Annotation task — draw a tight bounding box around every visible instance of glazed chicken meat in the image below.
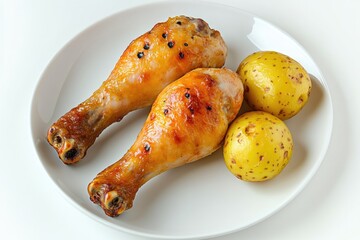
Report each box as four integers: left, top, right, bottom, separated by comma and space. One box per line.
88, 68, 244, 217
47, 16, 227, 164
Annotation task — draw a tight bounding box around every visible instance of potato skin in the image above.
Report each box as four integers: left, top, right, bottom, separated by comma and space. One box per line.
223, 111, 293, 182
237, 51, 311, 120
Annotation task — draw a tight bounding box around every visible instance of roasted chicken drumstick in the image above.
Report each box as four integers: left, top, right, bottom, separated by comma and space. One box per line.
47, 16, 227, 164
88, 68, 244, 217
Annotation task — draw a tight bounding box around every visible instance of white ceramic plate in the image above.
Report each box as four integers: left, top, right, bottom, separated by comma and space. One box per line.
31, 1, 333, 239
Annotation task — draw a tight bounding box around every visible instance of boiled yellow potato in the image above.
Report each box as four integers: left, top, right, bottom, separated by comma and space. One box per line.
223, 111, 293, 182
237, 51, 312, 120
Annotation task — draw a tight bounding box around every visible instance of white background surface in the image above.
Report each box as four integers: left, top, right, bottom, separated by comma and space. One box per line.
1, 0, 360, 239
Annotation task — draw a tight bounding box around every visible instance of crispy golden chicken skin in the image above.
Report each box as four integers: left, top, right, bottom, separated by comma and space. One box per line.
47, 16, 227, 164
88, 68, 244, 217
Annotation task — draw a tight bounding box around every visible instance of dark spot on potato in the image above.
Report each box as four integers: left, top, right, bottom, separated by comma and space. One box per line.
298, 95, 304, 104
245, 123, 256, 136
284, 151, 289, 159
